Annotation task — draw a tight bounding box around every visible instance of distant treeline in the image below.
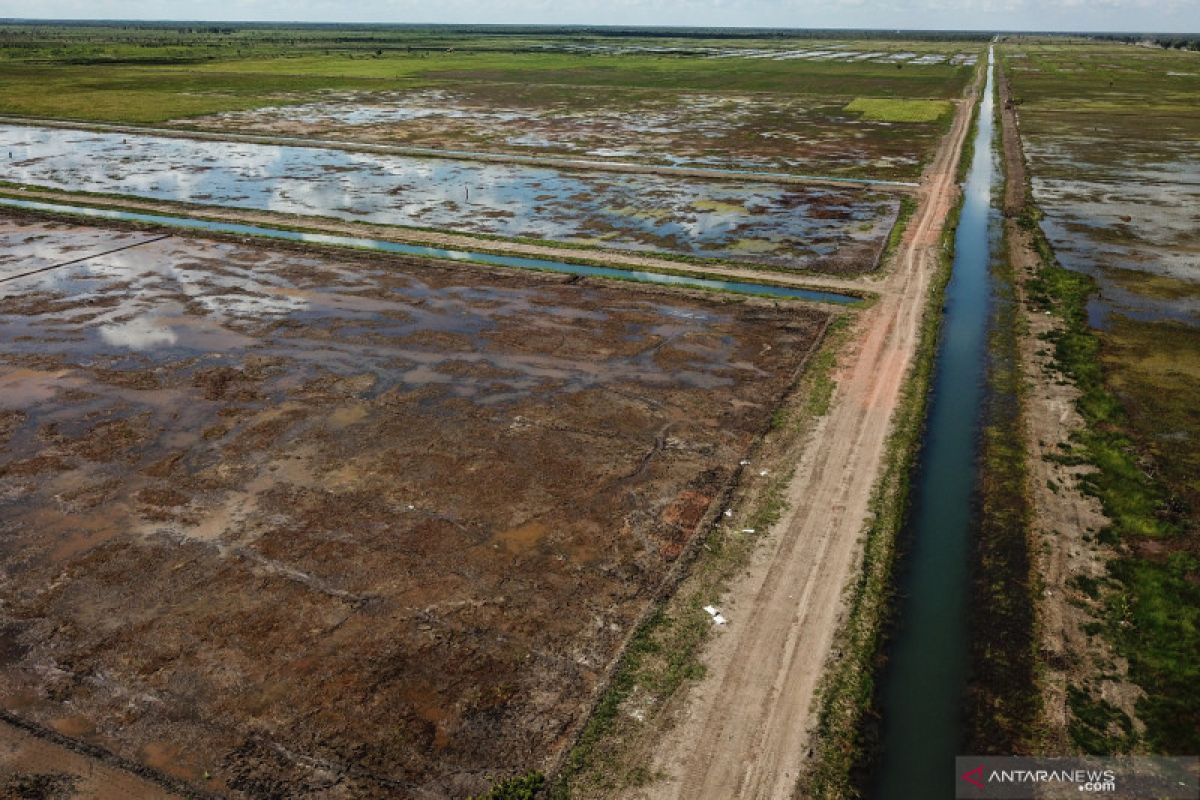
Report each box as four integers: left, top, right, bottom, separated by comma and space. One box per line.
1093, 33, 1200, 51
0, 21, 996, 41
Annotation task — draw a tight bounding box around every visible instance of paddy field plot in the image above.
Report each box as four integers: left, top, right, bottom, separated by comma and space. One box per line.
1, 124, 899, 275
0, 214, 827, 797
1005, 41, 1200, 510
1002, 39, 1200, 755
0, 28, 979, 181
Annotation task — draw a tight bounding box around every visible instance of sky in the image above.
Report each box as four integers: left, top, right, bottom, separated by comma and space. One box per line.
0, 0, 1197, 33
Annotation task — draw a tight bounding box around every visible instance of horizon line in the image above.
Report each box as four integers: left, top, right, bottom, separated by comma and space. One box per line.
0, 18, 1197, 36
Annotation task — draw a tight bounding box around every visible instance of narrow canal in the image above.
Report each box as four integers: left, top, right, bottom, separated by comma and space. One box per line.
871, 46, 998, 799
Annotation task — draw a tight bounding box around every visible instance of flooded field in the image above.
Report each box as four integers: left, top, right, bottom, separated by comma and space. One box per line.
1, 124, 900, 274
536, 41, 978, 65
0, 215, 826, 796
1006, 43, 1200, 508
178, 86, 943, 179
0, 28, 976, 182
1004, 41, 1200, 755
1008, 45, 1200, 327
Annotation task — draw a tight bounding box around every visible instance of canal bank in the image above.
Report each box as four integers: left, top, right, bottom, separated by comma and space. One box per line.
870, 46, 999, 798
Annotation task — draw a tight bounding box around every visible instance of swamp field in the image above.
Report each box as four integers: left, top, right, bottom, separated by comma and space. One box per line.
0, 26, 977, 180
0, 23, 991, 797
1004, 39, 1200, 755
0, 213, 827, 796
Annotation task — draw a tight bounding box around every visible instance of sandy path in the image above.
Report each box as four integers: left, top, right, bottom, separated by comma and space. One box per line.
1, 186, 877, 296
633, 76, 981, 800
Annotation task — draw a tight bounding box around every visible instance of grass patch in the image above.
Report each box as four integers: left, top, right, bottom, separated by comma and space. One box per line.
1066, 686, 1136, 753
880, 195, 916, 266
471, 771, 545, 800
844, 97, 953, 123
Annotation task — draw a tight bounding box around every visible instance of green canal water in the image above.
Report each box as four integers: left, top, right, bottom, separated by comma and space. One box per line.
871, 46, 998, 799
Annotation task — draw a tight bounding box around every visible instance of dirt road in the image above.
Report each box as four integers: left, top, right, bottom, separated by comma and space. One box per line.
633, 76, 981, 800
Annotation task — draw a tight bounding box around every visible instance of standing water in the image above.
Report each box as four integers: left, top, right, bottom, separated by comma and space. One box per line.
871, 47, 997, 799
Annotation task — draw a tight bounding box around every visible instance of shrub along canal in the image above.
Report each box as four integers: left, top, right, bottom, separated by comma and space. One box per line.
871, 47, 998, 798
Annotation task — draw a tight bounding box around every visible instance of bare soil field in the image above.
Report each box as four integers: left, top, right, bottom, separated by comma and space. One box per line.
0, 215, 827, 797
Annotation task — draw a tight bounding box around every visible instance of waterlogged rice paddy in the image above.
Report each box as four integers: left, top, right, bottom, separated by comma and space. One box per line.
1008, 41, 1200, 503
1004, 40, 1200, 755
0, 27, 978, 181
1008, 43, 1200, 327
179, 86, 948, 178
0, 124, 901, 274
528, 40, 979, 65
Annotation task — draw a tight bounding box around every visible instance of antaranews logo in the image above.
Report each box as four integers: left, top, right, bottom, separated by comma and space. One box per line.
954, 756, 1199, 799
961, 764, 985, 790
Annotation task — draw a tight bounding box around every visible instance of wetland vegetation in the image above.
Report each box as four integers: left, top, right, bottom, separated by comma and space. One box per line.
1000, 38, 1199, 756
0, 23, 977, 180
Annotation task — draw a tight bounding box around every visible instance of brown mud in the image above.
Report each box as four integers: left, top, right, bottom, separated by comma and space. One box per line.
0, 216, 826, 797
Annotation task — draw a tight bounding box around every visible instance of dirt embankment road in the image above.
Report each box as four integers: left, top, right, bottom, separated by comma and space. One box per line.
633, 79, 981, 800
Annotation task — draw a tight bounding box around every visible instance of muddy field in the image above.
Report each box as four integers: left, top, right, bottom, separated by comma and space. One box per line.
1, 124, 899, 275
0, 215, 826, 797
1007, 44, 1200, 326
1006, 43, 1200, 507
1004, 41, 1200, 756
178, 86, 941, 179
